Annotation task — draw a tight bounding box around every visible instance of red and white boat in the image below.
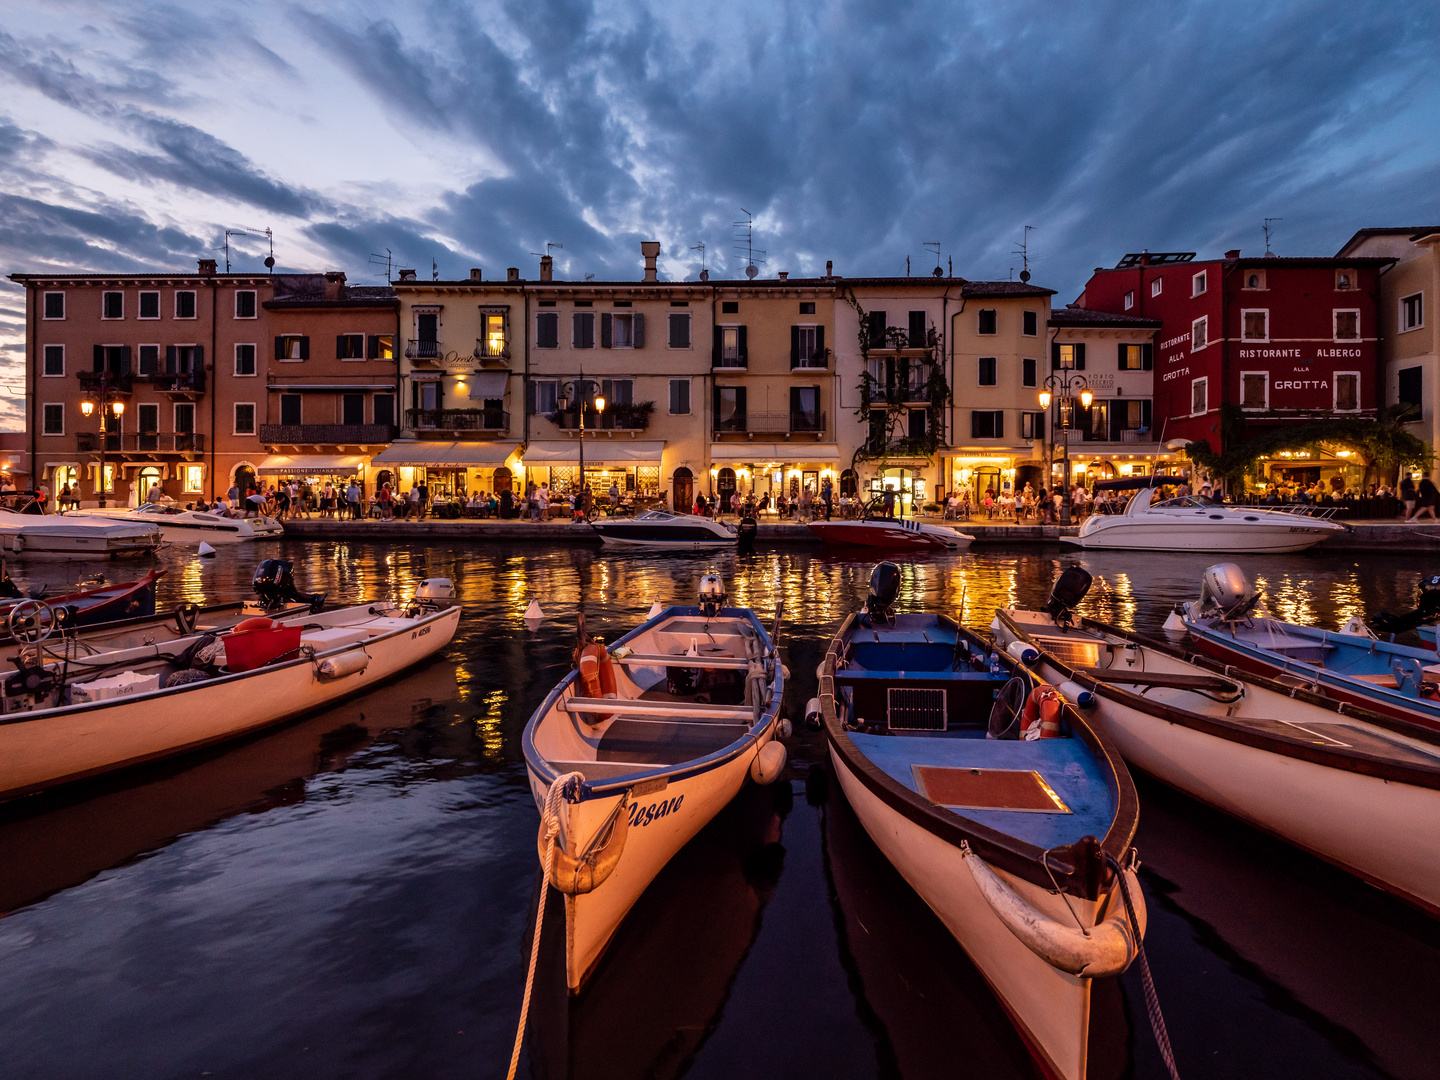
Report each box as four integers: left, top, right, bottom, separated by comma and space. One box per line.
808, 499, 972, 551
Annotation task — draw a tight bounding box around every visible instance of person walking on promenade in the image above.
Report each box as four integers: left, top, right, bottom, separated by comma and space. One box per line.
416, 481, 428, 521
538, 484, 550, 521
1416, 476, 1440, 522
1400, 475, 1418, 521
347, 480, 361, 520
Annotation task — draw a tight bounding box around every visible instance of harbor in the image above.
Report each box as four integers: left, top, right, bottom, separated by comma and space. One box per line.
0, 538, 1436, 1079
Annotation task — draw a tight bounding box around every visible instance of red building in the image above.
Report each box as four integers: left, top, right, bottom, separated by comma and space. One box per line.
1078, 251, 1393, 453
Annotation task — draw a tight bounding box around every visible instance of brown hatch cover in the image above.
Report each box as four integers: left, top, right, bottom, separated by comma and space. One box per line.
911, 766, 1072, 813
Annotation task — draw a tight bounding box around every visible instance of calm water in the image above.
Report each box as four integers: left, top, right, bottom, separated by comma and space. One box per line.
0, 540, 1436, 1080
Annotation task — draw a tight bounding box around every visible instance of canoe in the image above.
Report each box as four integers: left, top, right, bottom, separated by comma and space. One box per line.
0, 579, 461, 802
819, 564, 1145, 1080
521, 579, 786, 992
994, 572, 1440, 918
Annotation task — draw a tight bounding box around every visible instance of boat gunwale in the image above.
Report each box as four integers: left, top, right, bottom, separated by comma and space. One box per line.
819, 611, 1139, 901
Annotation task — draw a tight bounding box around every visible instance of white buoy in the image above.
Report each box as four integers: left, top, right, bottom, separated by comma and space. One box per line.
197, 541, 216, 559
647, 601, 664, 619
524, 599, 543, 621
804, 696, 823, 730
1162, 607, 1188, 636
749, 740, 787, 784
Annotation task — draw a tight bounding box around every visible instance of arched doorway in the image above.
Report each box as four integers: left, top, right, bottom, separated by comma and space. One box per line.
672, 467, 693, 513
234, 464, 257, 499
492, 467, 513, 493
840, 468, 858, 497
136, 466, 164, 506
717, 467, 737, 511
375, 469, 392, 492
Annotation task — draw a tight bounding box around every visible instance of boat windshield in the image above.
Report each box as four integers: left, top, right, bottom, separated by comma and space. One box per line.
634, 510, 679, 522
135, 504, 185, 515
1152, 495, 1223, 509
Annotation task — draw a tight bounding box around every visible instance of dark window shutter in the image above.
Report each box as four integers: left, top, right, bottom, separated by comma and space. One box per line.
194, 345, 203, 366
1142, 343, 1153, 370
275, 337, 285, 361
869, 311, 886, 348
1051, 342, 1061, 369
299, 336, 310, 360
166, 346, 178, 374
1074, 343, 1085, 370
633, 312, 644, 348
412, 381, 420, 409
736, 385, 746, 417
600, 312, 612, 348
1118, 342, 1128, 368
712, 325, 722, 365
93, 344, 104, 372
790, 326, 800, 366
996, 411, 1005, 439
712, 385, 722, 428
790, 385, 800, 413
909, 311, 926, 347
525, 379, 536, 415
337, 335, 345, 359
1142, 399, 1153, 428
368, 335, 379, 359
970, 411, 981, 439
815, 325, 825, 359
120, 346, 132, 375
738, 326, 748, 364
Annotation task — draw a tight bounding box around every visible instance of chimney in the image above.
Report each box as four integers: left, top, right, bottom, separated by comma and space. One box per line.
398, 268, 417, 281
197, 259, 217, 276
324, 271, 346, 299
777, 271, 788, 281
1224, 249, 1241, 260
539, 255, 553, 282
641, 241, 661, 282
825, 260, 833, 277
470, 268, 483, 281
699, 269, 709, 281
507, 267, 520, 282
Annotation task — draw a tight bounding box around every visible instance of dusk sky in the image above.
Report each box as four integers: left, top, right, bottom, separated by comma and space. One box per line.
1, 1, 1437, 426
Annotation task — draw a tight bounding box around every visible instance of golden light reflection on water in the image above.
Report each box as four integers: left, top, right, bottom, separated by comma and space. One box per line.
476, 688, 507, 759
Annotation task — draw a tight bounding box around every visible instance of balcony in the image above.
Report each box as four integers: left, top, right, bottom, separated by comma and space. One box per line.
472, 339, 511, 367
712, 355, 746, 370
259, 424, 396, 446
151, 370, 207, 396
407, 408, 509, 433
109, 432, 207, 453
550, 405, 653, 432
405, 339, 443, 364
715, 411, 827, 436
76, 371, 132, 394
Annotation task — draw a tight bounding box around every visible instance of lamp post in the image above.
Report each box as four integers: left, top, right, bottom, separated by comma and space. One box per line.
1038, 371, 1091, 526
557, 373, 605, 519
80, 375, 125, 509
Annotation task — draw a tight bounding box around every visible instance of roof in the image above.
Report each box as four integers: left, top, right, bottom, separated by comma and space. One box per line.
1336, 226, 1440, 257
1095, 254, 1394, 273
8, 272, 273, 284
393, 275, 1056, 296
1048, 305, 1161, 329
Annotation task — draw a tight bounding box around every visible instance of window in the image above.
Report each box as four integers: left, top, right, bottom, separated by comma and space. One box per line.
1240, 371, 1269, 411
1335, 372, 1360, 412
1244, 271, 1266, 290
908, 408, 927, 440
1242, 309, 1269, 341
174, 402, 196, 437
1022, 357, 1037, 387
1023, 310, 1037, 336
1399, 367, 1423, 409
42, 344, 63, 377
102, 291, 123, 319
799, 302, 815, 315
1335, 269, 1356, 291
669, 378, 691, 414
1191, 377, 1208, 415
479, 311, 507, 356
716, 325, 745, 367
1021, 411, 1045, 440
342, 394, 365, 425
42, 403, 63, 435
1191, 316, 1208, 352
722, 301, 739, 314
138, 344, 159, 375
336, 333, 365, 359
1118, 344, 1152, 370
791, 386, 822, 431
1052, 342, 1085, 370
417, 382, 439, 411
536, 312, 559, 349
534, 379, 558, 415
668, 312, 691, 348
971, 410, 1004, 438
96, 344, 129, 375
374, 394, 395, 427
1151, 278, 1162, 297
1116, 399, 1152, 435
138, 404, 158, 443
43, 291, 64, 319
714, 386, 746, 431
909, 311, 927, 347
602, 312, 638, 349
1334, 309, 1359, 341
276, 335, 308, 361
235, 344, 256, 376
175, 290, 197, 319
792, 325, 825, 368
368, 335, 394, 359
1124, 291, 1134, 310
416, 312, 439, 344
1192, 270, 1207, 296
573, 312, 595, 348
167, 344, 201, 373
279, 394, 301, 425
234, 403, 256, 435
1085, 400, 1109, 439
977, 309, 997, 335
182, 465, 204, 494
978, 356, 997, 386
1401, 293, 1424, 333
235, 290, 257, 319
134, 291, 159, 319
867, 310, 887, 348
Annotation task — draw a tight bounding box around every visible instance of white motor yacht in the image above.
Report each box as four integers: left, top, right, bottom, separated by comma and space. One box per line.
588, 509, 739, 549
0, 508, 162, 559
66, 503, 283, 545
1062, 476, 1346, 553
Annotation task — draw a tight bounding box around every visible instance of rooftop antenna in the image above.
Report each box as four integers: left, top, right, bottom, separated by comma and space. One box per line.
584, 272, 595, 281
432, 258, 439, 282
734, 209, 766, 280
224, 227, 274, 273
690, 241, 706, 272
1263, 217, 1282, 257
1013, 225, 1034, 283
547, 242, 563, 256
368, 248, 393, 282
924, 241, 942, 276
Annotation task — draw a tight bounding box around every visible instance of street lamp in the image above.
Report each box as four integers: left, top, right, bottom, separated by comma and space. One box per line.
80, 388, 125, 509
1038, 370, 1092, 526
556, 374, 605, 519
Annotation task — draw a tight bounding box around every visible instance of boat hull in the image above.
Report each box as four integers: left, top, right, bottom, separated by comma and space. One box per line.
65, 509, 282, 545
590, 523, 735, 549
807, 521, 970, 551
1063, 519, 1336, 553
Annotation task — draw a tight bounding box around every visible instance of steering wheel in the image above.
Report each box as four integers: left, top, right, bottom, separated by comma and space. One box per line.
8, 598, 57, 644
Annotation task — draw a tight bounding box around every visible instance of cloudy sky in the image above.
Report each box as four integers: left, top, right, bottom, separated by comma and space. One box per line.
1, 0, 1437, 426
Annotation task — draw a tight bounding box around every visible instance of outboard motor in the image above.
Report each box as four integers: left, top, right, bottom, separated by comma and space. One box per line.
698, 574, 726, 619
1372, 574, 1440, 636
736, 516, 758, 552
1044, 566, 1093, 625
412, 577, 457, 613
253, 559, 326, 614
865, 562, 901, 623
1197, 562, 1259, 622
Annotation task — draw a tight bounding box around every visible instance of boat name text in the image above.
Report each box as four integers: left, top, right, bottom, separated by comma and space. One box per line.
628, 794, 684, 827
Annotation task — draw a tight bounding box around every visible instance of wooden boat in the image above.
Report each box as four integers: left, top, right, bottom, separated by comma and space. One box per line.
0, 578, 460, 802
521, 575, 787, 992
1180, 562, 1440, 731
994, 566, 1440, 918
819, 563, 1145, 1080
0, 569, 163, 633
807, 496, 973, 551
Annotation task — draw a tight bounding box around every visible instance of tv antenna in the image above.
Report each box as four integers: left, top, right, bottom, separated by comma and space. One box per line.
734, 209, 766, 279
1013, 226, 1034, 283
584, 272, 595, 281
224, 227, 273, 273
691, 241, 706, 272
432, 258, 439, 282
368, 248, 393, 282
1263, 217, 1282, 257
924, 241, 942, 276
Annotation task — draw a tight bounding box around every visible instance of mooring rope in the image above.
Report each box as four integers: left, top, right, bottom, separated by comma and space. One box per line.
505, 772, 582, 1080
1107, 852, 1180, 1080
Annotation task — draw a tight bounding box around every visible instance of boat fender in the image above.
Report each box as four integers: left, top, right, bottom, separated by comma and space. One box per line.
960, 842, 1142, 978
988, 614, 1001, 635
10, 535, 22, 554
1020, 685, 1064, 739
1005, 640, 1040, 664
804, 696, 823, 730
775, 716, 793, 740
317, 648, 370, 679
815, 662, 825, 682
1057, 680, 1096, 709
749, 740, 787, 785
544, 791, 629, 895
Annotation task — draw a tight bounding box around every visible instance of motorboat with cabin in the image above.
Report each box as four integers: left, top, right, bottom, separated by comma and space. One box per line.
1061, 475, 1346, 553
996, 566, 1440, 917
66, 502, 283, 544
807, 496, 972, 551
819, 563, 1149, 1080
588, 509, 751, 550
0, 498, 161, 559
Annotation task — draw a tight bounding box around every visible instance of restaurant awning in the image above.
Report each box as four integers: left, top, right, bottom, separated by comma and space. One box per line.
371, 441, 518, 467
523, 440, 665, 464
466, 372, 509, 399
258, 453, 368, 475
709, 443, 841, 462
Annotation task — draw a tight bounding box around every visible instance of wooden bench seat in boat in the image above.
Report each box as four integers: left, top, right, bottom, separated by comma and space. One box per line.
594, 718, 751, 766
543, 760, 667, 782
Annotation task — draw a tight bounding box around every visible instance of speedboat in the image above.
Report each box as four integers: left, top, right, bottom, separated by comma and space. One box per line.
588, 509, 743, 550
1062, 476, 1346, 553
521, 575, 787, 992
0, 577, 460, 802
65, 503, 283, 544
0, 568, 163, 638
0, 508, 161, 559
820, 563, 1147, 1080
807, 497, 973, 551
996, 566, 1440, 917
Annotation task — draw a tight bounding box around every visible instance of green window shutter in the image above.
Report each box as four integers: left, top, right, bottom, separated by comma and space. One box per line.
93, 344, 104, 372
299, 336, 310, 360
275, 337, 285, 361
712, 325, 722, 365
815, 325, 825, 359
1051, 342, 1061, 369
738, 326, 747, 364
1142, 343, 1153, 370
600, 313, 612, 348
633, 312, 644, 348
1074, 343, 1085, 370
790, 326, 800, 366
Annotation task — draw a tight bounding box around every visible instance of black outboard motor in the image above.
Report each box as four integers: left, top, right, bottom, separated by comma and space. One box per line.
1373, 575, 1440, 635
1045, 566, 1094, 625
253, 559, 326, 614
865, 562, 901, 623
736, 516, 758, 552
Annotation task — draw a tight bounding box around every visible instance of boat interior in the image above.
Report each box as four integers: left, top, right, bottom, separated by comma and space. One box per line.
1211, 617, 1440, 683
532, 609, 777, 784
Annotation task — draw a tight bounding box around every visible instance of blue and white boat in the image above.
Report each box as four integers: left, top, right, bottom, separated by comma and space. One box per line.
1183, 563, 1440, 732
820, 564, 1146, 1080
588, 509, 739, 549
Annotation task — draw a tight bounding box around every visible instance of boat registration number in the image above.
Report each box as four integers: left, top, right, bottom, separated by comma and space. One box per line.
628, 794, 684, 828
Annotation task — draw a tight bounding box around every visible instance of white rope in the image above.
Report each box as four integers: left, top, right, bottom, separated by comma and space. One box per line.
505, 772, 582, 1080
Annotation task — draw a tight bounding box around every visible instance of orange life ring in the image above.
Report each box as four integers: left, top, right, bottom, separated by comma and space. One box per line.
1021, 685, 1064, 739
575, 642, 619, 724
